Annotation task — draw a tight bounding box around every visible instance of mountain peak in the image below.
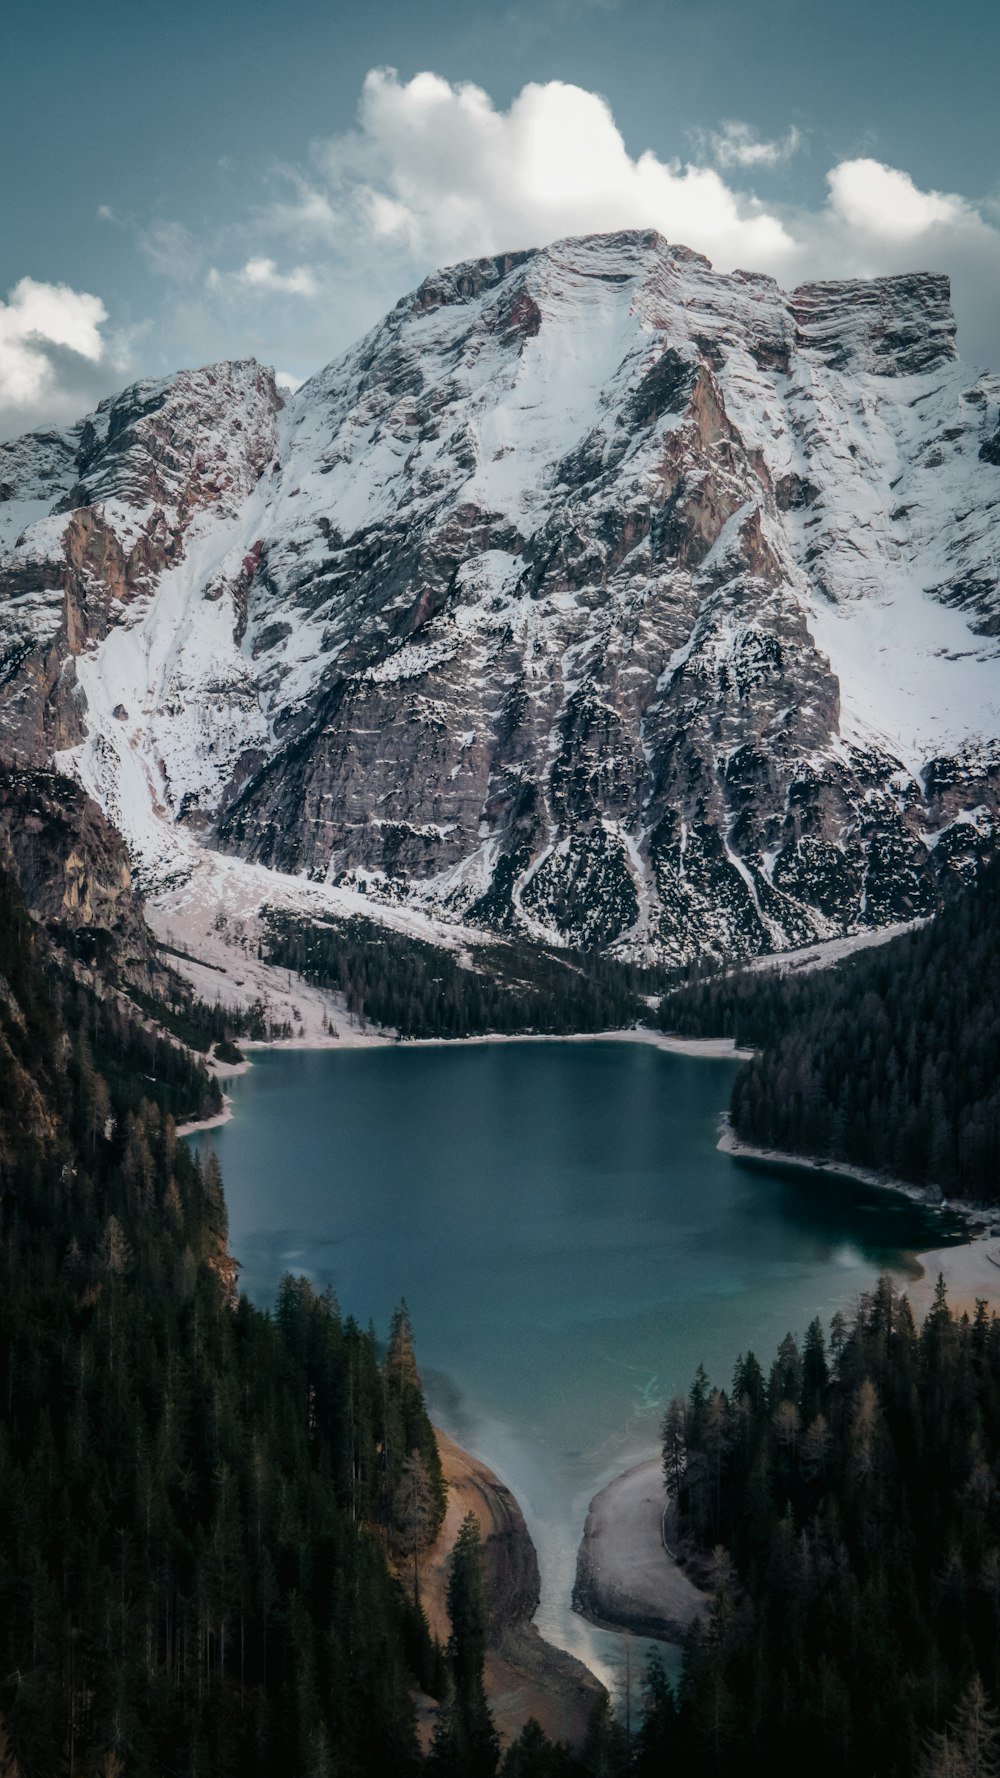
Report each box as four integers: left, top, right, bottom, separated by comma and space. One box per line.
0, 239, 997, 963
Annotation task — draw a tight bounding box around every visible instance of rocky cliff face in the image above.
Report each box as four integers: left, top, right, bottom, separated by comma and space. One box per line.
1, 233, 998, 964
0, 768, 147, 953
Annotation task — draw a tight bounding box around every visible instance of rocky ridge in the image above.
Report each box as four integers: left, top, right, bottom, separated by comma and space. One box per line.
1, 232, 998, 964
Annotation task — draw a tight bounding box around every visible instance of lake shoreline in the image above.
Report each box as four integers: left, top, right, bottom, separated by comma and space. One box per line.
717, 1117, 1000, 1294
185, 1036, 999, 1701
573, 1457, 707, 1644
240, 1025, 753, 1060
176, 1096, 235, 1137
419, 1429, 603, 1751
717, 1117, 953, 1214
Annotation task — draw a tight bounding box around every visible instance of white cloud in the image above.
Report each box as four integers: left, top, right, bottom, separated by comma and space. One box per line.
0, 277, 108, 411
236, 257, 318, 297
72, 77, 1000, 419
826, 158, 968, 241
293, 74, 1000, 369
708, 121, 802, 170
310, 69, 798, 268
263, 173, 339, 240
205, 257, 319, 301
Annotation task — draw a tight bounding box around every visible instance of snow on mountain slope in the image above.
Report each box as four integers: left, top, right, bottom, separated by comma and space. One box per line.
1, 231, 998, 964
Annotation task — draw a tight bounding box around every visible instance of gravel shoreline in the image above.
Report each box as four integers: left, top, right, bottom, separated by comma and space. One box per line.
573, 1458, 707, 1643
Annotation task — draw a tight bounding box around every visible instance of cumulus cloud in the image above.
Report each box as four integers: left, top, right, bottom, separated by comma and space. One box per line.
0, 278, 110, 419
221, 70, 1000, 369
826, 158, 968, 241
707, 121, 802, 170
310, 69, 798, 268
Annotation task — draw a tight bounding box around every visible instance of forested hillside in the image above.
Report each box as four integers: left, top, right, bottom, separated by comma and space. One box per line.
0, 868, 448, 1776
660, 858, 1000, 1201
261, 910, 659, 1040
658, 1278, 1000, 1776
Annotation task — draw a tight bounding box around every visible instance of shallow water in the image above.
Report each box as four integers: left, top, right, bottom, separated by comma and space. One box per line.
189, 1039, 965, 1692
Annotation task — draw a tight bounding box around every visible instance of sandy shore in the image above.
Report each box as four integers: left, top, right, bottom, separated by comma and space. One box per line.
906, 1239, 1000, 1318
578, 1241, 1000, 1649
386, 1027, 751, 1058
415, 1430, 603, 1752
573, 1459, 707, 1643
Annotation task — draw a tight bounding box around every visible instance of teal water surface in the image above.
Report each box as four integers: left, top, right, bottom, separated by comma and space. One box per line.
189, 1039, 964, 1687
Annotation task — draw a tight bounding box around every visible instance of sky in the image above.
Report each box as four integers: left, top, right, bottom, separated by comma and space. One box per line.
2, 0, 999, 438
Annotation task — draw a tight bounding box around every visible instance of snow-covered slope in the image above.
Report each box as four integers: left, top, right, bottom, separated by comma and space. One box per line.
1, 231, 998, 963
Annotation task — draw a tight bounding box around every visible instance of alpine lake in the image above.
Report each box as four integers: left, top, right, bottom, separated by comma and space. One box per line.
187, 1038, 967, 1692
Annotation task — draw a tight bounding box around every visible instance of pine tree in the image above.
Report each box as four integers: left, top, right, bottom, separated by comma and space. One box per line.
662, 1397, 687, 1499
394, 1450, 439, 1603
922, 1678, 1000, 1778
0, 1718, 21, 1778
632, 1651, 676, 1775
581, 1693, 627, 1778
443, 1514, 499, 1777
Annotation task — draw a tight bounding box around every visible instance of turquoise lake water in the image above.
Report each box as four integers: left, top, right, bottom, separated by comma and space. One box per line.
188, 1038, 964, 1689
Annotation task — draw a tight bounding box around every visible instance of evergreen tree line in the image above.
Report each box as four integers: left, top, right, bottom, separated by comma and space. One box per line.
652, 1278, 1000, 1776
0, 869, 449, 1776
658, 856, 1000, 1201
260, 911, 663, 1041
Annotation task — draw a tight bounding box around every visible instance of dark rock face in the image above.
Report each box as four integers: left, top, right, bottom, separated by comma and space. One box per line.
0, 233, 998, 964
0, 767, 152, 968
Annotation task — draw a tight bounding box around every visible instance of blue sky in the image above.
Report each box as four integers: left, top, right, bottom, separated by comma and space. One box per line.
3, 0, 999, 435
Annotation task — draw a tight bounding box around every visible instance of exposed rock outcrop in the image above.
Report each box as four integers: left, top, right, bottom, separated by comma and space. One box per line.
0, 768, 151, 959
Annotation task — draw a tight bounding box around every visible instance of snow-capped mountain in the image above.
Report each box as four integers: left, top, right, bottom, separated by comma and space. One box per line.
1, 230, 999, 964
